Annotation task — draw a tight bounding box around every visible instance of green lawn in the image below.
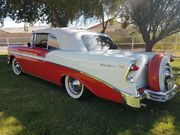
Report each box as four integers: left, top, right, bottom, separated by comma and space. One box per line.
0, 55, 180, 135
171, 58, 180, 86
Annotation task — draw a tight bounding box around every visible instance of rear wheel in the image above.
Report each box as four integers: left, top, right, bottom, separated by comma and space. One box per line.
12, 58, 22, 75
64, 76, 89, 100
148, 54, 174, 92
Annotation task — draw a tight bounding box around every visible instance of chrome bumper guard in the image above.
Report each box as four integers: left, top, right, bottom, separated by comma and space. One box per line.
144, 85, 178, 102
122, 85, 178, 108
122, 93, 141, 108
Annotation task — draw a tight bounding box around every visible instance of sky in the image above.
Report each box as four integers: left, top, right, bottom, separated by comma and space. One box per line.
3, 18, 24, 28
3, 18, 49, 28
2, 16, 101, 29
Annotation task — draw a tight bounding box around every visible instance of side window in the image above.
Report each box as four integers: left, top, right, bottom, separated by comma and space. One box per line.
34, 33, 48, 48
32, 33, 36, 47
48, 34, 59, 50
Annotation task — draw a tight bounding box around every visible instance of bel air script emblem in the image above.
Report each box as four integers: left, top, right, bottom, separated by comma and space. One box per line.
118, 65, 125, 68
100, 63, 125, 69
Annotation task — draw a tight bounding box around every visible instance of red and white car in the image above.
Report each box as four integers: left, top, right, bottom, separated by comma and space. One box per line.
8, 28, 177, 108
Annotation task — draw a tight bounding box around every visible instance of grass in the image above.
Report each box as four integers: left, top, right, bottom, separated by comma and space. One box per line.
171, 58, 180, 86
0, 54, 180, 135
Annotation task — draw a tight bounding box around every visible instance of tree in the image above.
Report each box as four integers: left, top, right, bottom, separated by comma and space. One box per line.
0, 0, 87, 27
122, 0, 180, 52
98, 0, 121, 33
41, 0, 85, 27
0, 0, 122, 31
5, 0, 41, 25
0, 0, 6, 27
84, 0, 121, 33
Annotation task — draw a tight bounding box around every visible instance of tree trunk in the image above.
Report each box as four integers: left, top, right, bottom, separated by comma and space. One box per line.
145, 42, 154, 52
142, 33, 154, 52
100, 1, 107, 33
58, 19, 68, 27
52, 9, 68, 27
58, 13, 69, 27
101, 20, 109, 33
101, 10, 105, 33
101, 27, 106, 33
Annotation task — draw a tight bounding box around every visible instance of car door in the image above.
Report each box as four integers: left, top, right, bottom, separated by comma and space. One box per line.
35, 34, 62, 84
18, 33, 49, 77
18, 33, 62, 85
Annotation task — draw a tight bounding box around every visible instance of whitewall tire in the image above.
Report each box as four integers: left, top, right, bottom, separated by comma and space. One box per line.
159, 57, 174, 92
64, 76, 88, 100
12, 58, 22, 76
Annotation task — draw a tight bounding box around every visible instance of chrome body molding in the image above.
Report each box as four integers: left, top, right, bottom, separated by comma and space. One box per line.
9, 52, 45, 61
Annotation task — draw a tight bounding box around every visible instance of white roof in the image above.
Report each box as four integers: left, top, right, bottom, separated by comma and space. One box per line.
34, 28, 108, 52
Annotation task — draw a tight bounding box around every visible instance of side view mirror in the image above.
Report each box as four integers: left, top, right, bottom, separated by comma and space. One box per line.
27, 43, 31, 47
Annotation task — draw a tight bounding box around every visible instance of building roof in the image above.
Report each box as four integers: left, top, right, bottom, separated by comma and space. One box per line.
35, 27, 87, 34
88, 20, 136, 33
88, 20, 123, 32
2, 26, 50, 33
0, 29, 9, 33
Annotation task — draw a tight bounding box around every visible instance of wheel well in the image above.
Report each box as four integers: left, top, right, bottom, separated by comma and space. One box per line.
61, 75, 66, 89
9, 55, 15, 64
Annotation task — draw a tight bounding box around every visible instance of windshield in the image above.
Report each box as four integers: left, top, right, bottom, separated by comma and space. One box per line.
82, 35, 118, 51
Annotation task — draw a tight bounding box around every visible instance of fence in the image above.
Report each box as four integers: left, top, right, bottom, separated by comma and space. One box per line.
0, 35, 180, 56
116, 35, 180, 56
117, 35, 180, 50
0, 37, 31, 46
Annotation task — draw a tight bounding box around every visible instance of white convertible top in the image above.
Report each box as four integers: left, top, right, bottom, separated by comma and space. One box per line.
34, 28, 107, 52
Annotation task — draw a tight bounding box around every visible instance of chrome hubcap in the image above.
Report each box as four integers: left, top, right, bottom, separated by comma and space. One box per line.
68, 77, 83, 95
164, 64, 174, 91
14, 61, 21, 74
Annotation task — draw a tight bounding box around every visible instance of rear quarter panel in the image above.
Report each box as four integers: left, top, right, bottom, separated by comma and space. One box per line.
46, 50, 138, 96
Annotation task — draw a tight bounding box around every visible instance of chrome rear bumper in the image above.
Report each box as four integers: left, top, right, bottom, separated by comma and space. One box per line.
122, 85, 178, 108
144, 85, 178, 102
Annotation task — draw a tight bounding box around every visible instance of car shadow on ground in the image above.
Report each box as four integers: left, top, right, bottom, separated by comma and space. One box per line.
0, 55, 180, 135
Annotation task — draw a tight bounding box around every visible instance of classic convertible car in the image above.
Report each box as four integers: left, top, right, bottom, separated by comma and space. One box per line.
8, 28, 177, 108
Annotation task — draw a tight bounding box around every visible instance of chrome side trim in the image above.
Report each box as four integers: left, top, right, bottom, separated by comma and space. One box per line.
9, 52, 45, 61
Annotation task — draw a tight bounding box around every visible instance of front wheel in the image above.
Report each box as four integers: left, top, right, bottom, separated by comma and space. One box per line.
12, 58, 22, 75
64, 76, 89, 100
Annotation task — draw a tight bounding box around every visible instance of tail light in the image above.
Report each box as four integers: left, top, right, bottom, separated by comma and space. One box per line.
126, 64, 139, 82
131, 65, 139, 71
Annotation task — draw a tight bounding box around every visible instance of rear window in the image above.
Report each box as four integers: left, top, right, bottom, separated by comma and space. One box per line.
82, 35, 117, 51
